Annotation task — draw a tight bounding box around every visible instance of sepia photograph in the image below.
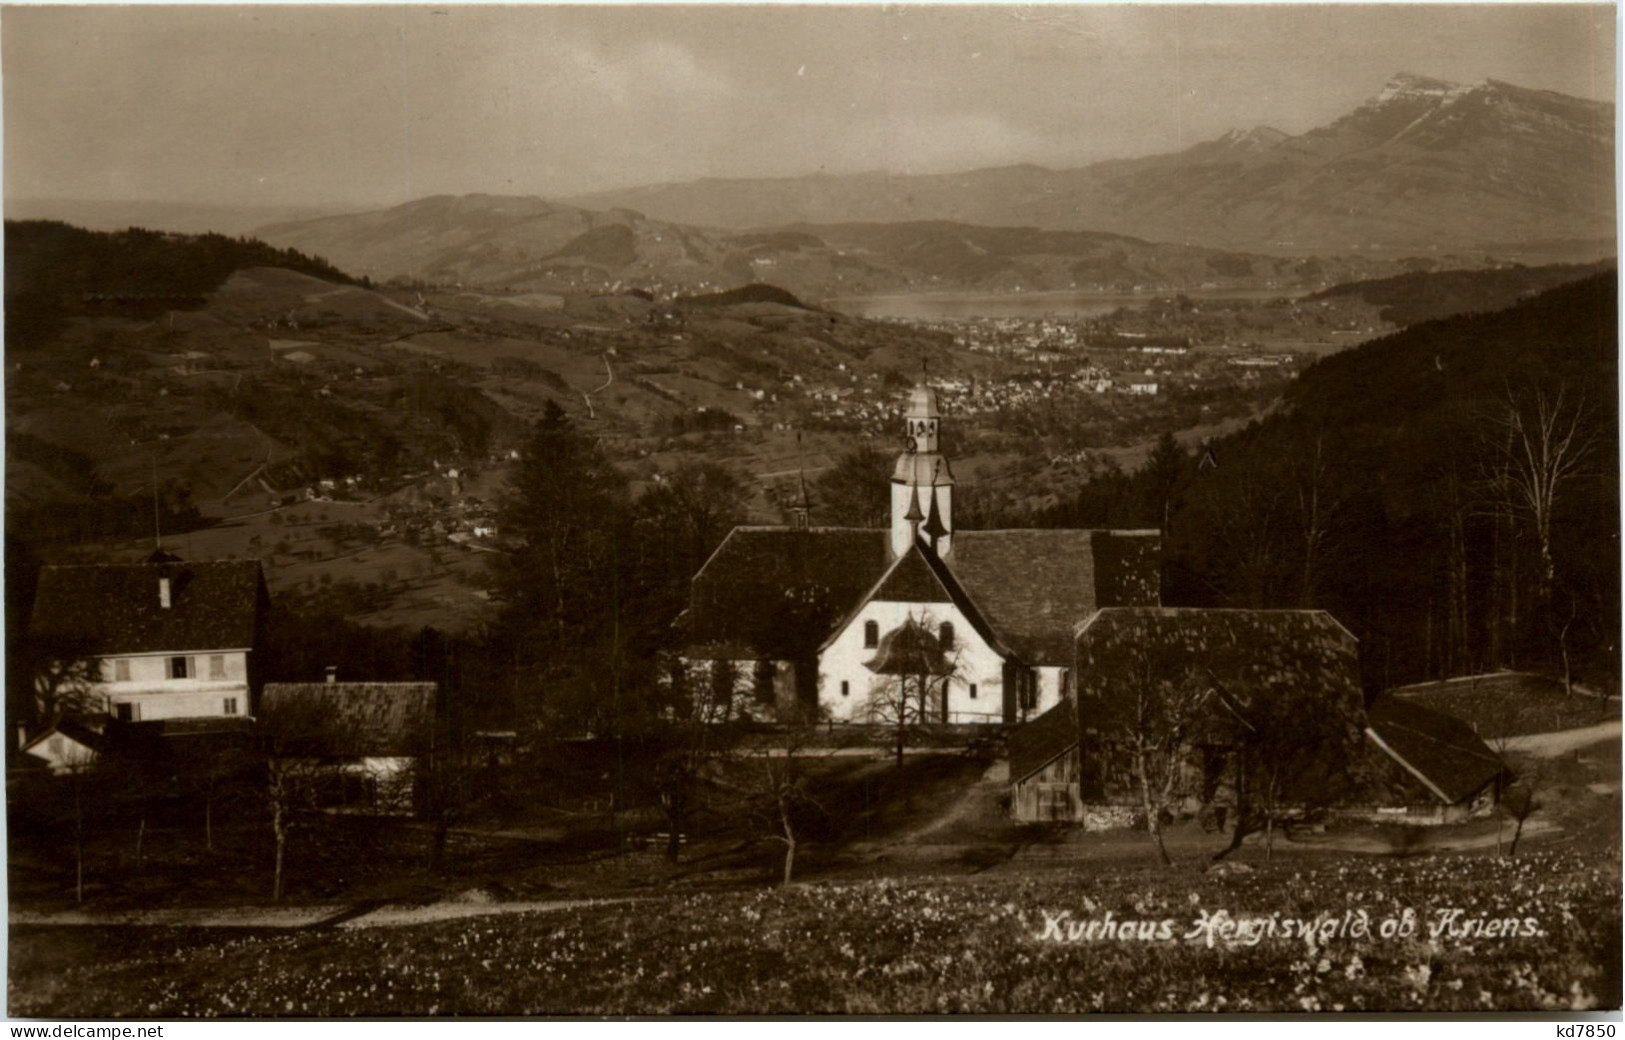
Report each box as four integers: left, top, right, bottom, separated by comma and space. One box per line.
1, 1, 1619, 1019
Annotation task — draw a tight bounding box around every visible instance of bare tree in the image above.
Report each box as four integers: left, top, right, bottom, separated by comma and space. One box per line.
859, 612, 964, 767
1488, 733, 1542, 858
740, 706, 827, 885
256, 693, 345, 901
1291, 430, 1345, 609
1487, 387, 1594, 694
58, 744, 103, 904
1103, 652, 1207, 867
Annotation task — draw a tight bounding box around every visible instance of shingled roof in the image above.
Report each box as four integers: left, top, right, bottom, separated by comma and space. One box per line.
260, 682, 437, 757
1365, 696, 1507, 805
29, 560, 266, 656
1075, 607, 1363, 726
953, 530, 1160, 664
685, 526, 1161, 666
684, 527, 892, 652
1009, 700, 1079, 783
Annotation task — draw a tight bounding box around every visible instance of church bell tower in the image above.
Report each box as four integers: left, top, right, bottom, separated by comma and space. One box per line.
891, 381, 955, 558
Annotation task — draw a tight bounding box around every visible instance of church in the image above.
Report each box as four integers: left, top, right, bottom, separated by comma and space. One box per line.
677, 382, 1161, 724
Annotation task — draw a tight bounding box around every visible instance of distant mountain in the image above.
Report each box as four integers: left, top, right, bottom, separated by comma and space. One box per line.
254, 196, 1411, 300
567, 73, 1615, 255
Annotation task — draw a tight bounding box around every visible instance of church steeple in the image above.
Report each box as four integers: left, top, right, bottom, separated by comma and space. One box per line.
890, 375, 955, 558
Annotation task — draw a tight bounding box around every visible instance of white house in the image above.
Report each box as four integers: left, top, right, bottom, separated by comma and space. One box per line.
27, 554, 269, 724
679, 381, 1162, 725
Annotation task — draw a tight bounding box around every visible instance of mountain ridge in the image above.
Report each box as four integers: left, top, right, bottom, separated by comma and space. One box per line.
563, 73, 1615, 253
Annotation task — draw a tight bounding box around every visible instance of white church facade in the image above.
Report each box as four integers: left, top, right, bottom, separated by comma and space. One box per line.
678, 382, 1161, 725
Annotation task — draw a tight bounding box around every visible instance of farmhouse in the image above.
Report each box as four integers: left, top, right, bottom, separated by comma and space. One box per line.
679, 381, 1160, 724
260, 680, 438, 812
27, 553, 269, 726
1012, 607, 1366, 824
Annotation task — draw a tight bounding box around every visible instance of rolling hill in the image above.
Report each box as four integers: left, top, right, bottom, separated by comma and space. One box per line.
253, 196, 1413, 302
568, 73, 1616, 256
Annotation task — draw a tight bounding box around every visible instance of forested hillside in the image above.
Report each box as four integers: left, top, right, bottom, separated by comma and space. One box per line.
1308, 260, 1613, 327
1036, 273, 1620, 691
4, 220, 358, 349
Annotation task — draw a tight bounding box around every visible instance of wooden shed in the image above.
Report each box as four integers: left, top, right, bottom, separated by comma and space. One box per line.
1009, 701, 1082, 822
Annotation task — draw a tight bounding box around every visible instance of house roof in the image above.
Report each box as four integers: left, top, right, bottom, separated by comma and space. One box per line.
1365, 696, 1506, 805
1074, 607, 1363, 725
29, 560, 266, 656
21, 717, 107, 756
1009, 700, 1079, 783
260, 682, 437, 757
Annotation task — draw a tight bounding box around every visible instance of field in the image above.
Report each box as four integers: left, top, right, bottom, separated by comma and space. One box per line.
10, 850, 1619, 1016
8, 731, 1621, 1017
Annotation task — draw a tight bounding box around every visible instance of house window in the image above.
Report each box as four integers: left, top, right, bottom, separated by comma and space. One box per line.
863, 621, 879, 648
969, 683, 978, 700
841, 680, 850, 697
939, 622, 955, 650
115, 703, 137, 722
223, 697, 239, 716
169, 656, 190, 679
113, 659, 130, 682
209, 655, 226, 680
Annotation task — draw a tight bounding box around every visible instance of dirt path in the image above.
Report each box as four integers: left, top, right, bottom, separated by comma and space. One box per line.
1514, 719, 1620, 757
11, 896, 642, 932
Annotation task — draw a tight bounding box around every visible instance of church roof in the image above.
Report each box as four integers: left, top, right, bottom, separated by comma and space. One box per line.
823, 541, 1010, 657
684, 527, 892, 652
952, 530, 1159, 664
685, 526, 1161, 666
906, 384, 941, 418
892, 452, 955, 484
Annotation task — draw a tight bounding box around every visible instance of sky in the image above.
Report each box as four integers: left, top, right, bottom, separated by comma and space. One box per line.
2, 3, 1616, 210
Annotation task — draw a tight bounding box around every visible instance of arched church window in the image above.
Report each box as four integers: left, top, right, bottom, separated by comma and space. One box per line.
864, 620, 879, 648
939, 621, 955, 650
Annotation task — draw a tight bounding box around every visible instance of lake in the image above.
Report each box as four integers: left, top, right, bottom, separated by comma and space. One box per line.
824, 287, 1309, 321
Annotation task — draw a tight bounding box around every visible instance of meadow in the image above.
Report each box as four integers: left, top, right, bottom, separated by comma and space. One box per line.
10, 849, 1618, 1016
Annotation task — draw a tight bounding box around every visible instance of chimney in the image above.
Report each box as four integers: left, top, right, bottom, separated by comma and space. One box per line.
325, 665, 337, 684
158, 577, 171, 609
